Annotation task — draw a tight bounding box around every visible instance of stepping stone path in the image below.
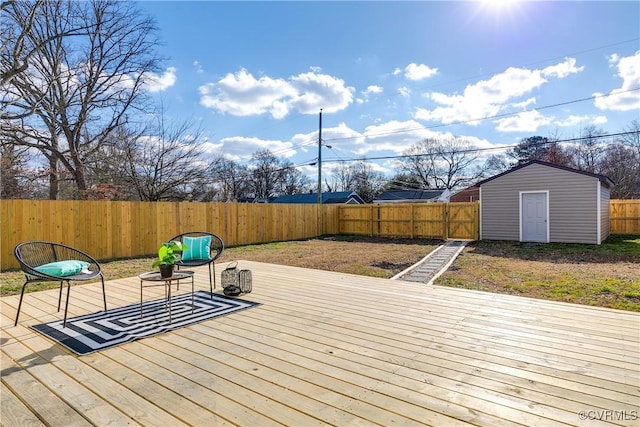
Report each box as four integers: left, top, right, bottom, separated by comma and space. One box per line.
393, 240, 467, 284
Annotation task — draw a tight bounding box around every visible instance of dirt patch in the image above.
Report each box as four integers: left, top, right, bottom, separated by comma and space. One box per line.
435, 237, 640, 312
0, 236, 440, 295
2, 234, 638, 312
219, 236, 438, 279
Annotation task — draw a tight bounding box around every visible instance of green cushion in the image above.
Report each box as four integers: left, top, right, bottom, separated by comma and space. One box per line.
34, 260, 90, 277
181, 236, 212, 261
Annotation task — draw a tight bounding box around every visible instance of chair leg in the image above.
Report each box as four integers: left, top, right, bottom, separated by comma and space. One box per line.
208, 263, 214, 297
62, 280, 71, 328
14, 281, 28, 326
101, 275, 107, 311
57, 280, 63, 311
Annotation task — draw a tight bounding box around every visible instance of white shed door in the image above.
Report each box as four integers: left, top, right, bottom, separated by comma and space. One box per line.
521, 192, 548, 242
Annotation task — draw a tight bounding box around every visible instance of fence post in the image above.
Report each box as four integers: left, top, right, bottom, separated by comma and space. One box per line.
443, 203, 449, 240
410, 204, 414, 239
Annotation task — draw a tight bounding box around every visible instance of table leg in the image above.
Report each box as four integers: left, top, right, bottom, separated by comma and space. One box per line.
167, 279, 172, 323
140, 279, 143, 318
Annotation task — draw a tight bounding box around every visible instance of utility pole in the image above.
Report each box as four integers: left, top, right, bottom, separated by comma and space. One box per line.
317, 108, 323, 205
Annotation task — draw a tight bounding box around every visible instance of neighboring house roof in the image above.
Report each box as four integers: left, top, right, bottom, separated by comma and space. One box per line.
475, 160, 615, 188
270, 191, 365, 204
373, 189, 450, 203
237, 196, 277, 203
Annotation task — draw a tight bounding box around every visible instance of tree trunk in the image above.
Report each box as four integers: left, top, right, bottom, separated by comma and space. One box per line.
48, 156, 58, 200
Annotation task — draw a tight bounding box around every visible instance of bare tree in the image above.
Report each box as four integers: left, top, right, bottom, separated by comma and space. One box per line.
599, 144, 639, 199
209, 156, 249, 201
383, 173, 424, 191
570, 125, 606, 173
539, 144, 573, 166
120, 118, 209, 202
1, 0, 161, 199
398, 137, 486, 190
328, 163, 353, 192
281, 164, 311, 195
397, 139, 437, 188
597, 121, 640, 199
432, 138, 487, 189
329, 161, 385, 202
2, 0, 50, 88
620, 120, 640, 160
247, 149, 298, 199
482, 153, 510, 176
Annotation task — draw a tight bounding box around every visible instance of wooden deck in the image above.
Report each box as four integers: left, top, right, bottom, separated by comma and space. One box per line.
1, 261, 639, 426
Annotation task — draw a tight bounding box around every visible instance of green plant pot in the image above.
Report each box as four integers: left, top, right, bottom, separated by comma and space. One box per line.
159, 264, 174, 278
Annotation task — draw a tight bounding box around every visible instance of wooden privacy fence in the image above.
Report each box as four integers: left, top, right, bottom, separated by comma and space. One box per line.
0, 199, 637, 271
0, 200, 339, 270
610, 199, 640, 234
337, 202, 479, 240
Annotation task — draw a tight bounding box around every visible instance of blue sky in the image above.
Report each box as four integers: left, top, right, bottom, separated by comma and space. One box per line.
136, 1, 640, 179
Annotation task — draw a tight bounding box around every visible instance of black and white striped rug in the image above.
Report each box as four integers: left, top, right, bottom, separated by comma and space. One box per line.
32, 291, 259, 356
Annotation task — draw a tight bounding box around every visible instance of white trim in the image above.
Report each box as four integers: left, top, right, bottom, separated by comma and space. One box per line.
519, 190, 550, 243
596, 181, 601, 245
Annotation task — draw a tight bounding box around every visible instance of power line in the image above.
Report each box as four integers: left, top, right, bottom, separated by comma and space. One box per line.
218, 39, 640, 158
324, 87, 640, 143
324, 131, 640, 164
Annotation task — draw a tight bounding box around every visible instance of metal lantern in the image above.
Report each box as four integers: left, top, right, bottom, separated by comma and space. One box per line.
221, 262, 252, 295
239, 269, 252, 294
221, 261, 239, 290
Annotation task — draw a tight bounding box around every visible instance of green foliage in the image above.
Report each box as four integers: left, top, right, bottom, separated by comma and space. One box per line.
152, 241, 187, 267
510, 136, 551, 164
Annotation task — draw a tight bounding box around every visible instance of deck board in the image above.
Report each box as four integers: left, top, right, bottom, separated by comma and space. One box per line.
2, 261, 639, 426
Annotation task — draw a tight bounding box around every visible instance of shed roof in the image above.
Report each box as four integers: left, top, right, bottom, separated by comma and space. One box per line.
475, 160, 615, 188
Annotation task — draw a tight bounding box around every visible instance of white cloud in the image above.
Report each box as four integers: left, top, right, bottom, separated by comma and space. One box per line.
398, 86, 411, 97
541, 57, 584, 78
593, 51, 640, 111
416, 58, 583, 127
364, 85, 383, 95
289, 72, 354, 114
193, 61, 204, 74
144, 67, 177, 92
555, 114, 608, 127
359, 120, 453, 155
511, 97, 536, 109
495, 110, 553, 132
198, 68, 354, 118
403, 63, 438, 81
199, 69, 294, 118
357, 85, 384, 104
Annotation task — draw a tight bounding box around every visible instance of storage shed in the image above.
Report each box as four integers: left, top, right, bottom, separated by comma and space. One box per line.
476, 160, 614, 245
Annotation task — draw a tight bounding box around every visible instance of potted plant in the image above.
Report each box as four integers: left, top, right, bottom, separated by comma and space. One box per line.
152, 241, 187, 278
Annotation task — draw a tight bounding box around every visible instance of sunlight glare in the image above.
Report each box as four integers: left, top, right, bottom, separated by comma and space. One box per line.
482, 0, 521, 10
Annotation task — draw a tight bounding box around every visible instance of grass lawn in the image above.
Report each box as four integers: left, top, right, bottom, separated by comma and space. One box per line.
436, 234, 640, 312
1, 234, 638, 312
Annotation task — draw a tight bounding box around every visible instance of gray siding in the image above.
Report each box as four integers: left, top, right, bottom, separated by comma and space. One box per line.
600, 184, 611, 243
480, 163, 600, 244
